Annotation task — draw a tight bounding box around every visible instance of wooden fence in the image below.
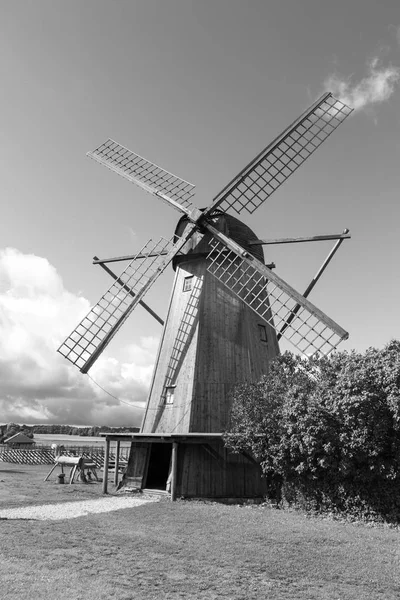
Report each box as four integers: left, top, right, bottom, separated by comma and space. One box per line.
0, 444, 130, 468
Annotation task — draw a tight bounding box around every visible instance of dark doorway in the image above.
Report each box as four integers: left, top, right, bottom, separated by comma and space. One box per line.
145, 443, 172, 490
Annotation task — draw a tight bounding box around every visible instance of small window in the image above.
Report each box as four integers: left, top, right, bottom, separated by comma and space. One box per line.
258, 324, 268, 343
165, 386, 175, 405
183, 276, 193, 292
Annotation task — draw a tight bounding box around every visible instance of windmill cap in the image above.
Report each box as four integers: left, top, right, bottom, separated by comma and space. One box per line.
173, 210, 264, 269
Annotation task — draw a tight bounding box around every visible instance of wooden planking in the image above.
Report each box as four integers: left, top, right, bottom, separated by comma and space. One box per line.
177, 441, 267, 498
122, 442, 150, 489
141, 214, 280, 435
120, 437, 267, 498
140, 262, 202, 434
189, 268, 279, 432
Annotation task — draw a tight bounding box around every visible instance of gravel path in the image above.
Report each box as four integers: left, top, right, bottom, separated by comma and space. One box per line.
0, 495, 159, 521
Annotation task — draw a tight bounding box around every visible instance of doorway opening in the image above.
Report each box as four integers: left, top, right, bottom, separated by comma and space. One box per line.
145, 443, 172, 490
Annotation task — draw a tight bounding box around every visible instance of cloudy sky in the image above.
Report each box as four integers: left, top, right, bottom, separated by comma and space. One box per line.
1, 0, 399, 426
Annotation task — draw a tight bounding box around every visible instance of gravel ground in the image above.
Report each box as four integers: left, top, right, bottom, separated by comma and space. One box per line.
0, 495, 159, 520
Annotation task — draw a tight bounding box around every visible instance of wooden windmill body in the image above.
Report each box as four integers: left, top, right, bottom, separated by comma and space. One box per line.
141, 212, 279, 436
59, 93, 353, 499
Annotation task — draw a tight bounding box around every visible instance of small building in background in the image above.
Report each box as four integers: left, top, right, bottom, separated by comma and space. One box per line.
4, 432, 36, 448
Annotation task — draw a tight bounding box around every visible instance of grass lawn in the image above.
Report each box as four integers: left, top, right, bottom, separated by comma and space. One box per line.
0, 463, 399, 599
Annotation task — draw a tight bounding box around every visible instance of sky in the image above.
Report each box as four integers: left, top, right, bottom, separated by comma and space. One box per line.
0, 0, 399, 426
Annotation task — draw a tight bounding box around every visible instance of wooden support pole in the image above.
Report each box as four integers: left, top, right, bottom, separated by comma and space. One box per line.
114, 440, 120, 487
81, 228, 196, 374
240, 450, 260, 466
207, 222, 349, 340
277, 229, 350, 340
171, 442, 178, 502
201, 444, 226, 469
94, 257, 164, 326
93, 251, 168, 264
44, 463, 58, 482
248, 232, 351, 246
70, 463, 78, 484
103, 437, 110, 494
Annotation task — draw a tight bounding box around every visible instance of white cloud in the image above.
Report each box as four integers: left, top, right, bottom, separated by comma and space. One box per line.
324, 57, 400, 111
0, 248, 158, 426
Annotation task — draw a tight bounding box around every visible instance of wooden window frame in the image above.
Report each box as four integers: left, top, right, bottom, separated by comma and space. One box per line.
183, 276, 193, 292
258, 323, 268, 343
165, 385, 176, 405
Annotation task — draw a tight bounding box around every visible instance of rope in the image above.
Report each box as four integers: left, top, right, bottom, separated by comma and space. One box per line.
86, 374, 192, 412
86, 374, 146, 409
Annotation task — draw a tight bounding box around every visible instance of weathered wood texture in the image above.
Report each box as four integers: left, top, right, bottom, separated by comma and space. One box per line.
123, 213, 278, 499
122, 440, 267, 498
176, 441, 267, 498
123, 442, 150, 489
140, 212, 279, 435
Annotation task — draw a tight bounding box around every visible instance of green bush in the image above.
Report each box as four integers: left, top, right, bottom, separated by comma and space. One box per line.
224, 340, 400, 521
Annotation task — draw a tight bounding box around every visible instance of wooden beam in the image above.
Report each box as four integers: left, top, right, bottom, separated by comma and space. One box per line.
87, 143, 200, 221
102, 437, 110, 494
44, 462, 58, 482
240, 450, 260, 466
93, 257, 164, 326
248, 232, 351, 246
98, 432, 224, 441
93, 251, 169, 264
278, 229, 350, 340
81, 224, 197, 373
206, 223, 349, 341
201, 444, 226, 469
113, 440, 120, 487
170, 442, 178, 501
203, 93, 334, 216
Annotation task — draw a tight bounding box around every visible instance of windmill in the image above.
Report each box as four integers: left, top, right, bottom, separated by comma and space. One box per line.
58, 92, 353, 499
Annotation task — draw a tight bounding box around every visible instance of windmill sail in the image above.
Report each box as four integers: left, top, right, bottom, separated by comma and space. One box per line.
206, 93, 352, 216
58, 231, 195, 373
206, 237, 348, 356
87, 139, 196, 214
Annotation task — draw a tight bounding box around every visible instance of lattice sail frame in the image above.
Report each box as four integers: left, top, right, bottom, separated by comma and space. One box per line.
58, 237, 176, 372
206, 238, 348, 356
207, 93, 353, 216
59, 92, 352, 373
161, 276, 203, 399
87, 139, 196, 212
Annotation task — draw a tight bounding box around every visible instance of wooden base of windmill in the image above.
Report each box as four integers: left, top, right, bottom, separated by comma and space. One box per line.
105, 433, 266, 500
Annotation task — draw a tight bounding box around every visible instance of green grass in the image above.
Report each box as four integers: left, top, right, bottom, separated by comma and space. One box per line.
1, 463, 399, 599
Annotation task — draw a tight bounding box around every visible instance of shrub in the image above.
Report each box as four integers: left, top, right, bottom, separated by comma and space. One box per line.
224, 340, 400, 521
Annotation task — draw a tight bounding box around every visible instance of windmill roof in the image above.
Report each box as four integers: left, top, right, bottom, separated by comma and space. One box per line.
4, 432, 35, 444
222, 212, 265, 262
173, 211, 265, 268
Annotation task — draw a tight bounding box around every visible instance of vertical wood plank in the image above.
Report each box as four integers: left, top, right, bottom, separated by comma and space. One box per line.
114, 440, 120, 486
102, 437, 110, 494
171, 441, 178, 501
